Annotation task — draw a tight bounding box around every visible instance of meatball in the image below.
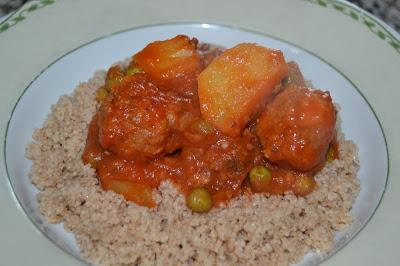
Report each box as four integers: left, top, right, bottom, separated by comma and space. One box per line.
256, 85, 336, 172
98, 74, 180, 159
204, 137, 252, 174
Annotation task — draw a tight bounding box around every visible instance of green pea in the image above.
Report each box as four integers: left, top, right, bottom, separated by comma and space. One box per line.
105, 77, 122, 90
326, 146, 335, 162
88, 152, 101, 169
195, 120, 213, 134
96, 87, 109, 102
249, 166, 272, 192
105, 66, 124, 91
126, 65, 144, 76
186, 187, 212, 213
293, 175, 316, 196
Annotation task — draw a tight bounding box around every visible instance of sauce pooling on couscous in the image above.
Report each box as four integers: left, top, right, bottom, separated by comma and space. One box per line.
82, 35, 337, 211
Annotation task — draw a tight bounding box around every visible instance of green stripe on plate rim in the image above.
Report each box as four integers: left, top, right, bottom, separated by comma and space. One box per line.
0, 0, 399, 54
0, 0, 55, 33
2, 22, 390, 266
307, 0, 400, 53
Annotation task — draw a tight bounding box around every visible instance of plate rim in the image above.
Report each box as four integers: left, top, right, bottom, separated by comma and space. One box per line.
3, 21, 391, 265
1, 0, 399, 53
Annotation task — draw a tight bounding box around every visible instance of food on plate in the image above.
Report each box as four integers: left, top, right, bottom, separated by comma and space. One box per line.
82, 37, 337, 209
198, 43, 288, 136
27, 35, 360, 266
186, 187, 213, 213
256, 84, 336, 172
248, 165, 272, 192
133, 35, 201, 96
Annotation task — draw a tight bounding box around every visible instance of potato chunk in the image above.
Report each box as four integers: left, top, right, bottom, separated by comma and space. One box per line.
133, 35, 201, 96
198, 43, 288, 136
101, 179, 155, 208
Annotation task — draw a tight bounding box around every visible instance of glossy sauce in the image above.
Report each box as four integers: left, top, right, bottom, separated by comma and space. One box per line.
82, 37, 337, 208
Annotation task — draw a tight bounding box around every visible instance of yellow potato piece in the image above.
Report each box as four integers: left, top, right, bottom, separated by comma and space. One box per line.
101, 179, 155, 208
133, 35, 201, 95
198, 43, 288, 136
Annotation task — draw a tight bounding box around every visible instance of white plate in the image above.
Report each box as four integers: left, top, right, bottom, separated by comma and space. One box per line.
0, 1, 399, 265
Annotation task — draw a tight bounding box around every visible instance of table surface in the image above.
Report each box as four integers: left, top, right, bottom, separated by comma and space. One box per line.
4, 0, 400, 33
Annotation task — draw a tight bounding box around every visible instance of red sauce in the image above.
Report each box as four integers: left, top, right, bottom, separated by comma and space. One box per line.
82, 36, 337, 208
85, 90, 266, 207
256, 85, 337, 172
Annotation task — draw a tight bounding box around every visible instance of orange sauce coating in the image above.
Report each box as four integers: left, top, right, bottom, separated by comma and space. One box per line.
82, 36, 338, 208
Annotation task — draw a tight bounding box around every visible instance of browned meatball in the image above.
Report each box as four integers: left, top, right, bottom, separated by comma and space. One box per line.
98, 74, 180, 159
256, 85, 336, 172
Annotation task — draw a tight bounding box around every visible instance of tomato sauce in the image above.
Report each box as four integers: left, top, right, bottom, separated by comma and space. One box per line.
82, 36, 338, 208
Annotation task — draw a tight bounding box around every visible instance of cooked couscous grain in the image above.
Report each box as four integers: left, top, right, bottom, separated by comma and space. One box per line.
26, 67, 360, 266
